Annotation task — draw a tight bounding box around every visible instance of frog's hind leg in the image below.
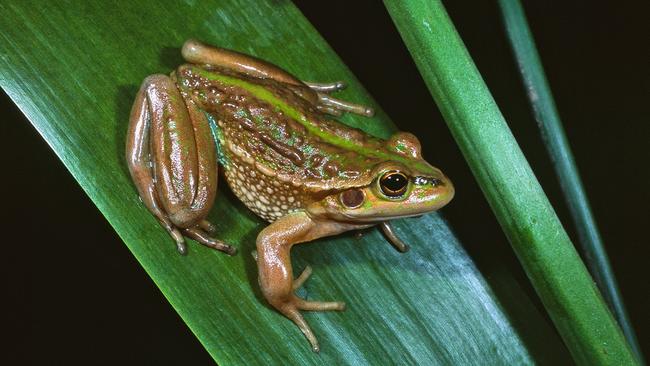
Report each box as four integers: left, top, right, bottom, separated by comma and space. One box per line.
126, 74, 236, 255
181, 39, 373, 118
127, 76, 188, 253
182, 39, 304, 86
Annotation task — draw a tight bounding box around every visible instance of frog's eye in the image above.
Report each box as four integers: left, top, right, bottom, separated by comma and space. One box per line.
379, 171, 409, 198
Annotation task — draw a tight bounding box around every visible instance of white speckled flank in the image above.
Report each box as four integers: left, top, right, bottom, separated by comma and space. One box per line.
222, 141, 304, 222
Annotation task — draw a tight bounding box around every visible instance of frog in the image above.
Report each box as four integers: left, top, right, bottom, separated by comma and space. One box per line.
126, 39, 454, 352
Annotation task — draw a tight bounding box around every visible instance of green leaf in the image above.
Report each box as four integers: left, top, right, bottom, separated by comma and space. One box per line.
1, 0, 567, 364
383, 0, 638, 365
497, 0, 644, 361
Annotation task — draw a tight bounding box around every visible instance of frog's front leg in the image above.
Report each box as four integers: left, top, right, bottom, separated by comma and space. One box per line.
126, 74, 235, 255
257, 212, 363, 352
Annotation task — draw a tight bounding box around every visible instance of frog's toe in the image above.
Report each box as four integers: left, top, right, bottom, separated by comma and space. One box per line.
277, 295, 343, 352
165, 226, 189, 255
176, 241, 188, 256
380, 222, 410, 253
292, 267, 346, 310
281, 305, 320, 353
316, 104, 343, 117
292, 265, 313, 291
183, 226, 237, 255
304, 81, 346, 93
317, 93, 374, 117
198, 219, 218, 235
296, 298, 346, 312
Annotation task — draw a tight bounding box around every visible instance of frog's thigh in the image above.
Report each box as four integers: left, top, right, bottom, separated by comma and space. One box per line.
146, 75, 218, 229
127, 75, 187, 249
129, 75, 233, 254
182, 39, 302, 86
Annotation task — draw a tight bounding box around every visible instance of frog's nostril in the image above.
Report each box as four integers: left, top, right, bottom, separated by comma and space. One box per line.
413, 176, 444, 186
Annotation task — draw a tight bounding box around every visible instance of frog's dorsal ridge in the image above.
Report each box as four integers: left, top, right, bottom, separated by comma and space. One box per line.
175, 64, 435, 193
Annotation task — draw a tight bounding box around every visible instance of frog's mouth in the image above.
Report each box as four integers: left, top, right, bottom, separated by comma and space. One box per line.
340, 212, 430, 222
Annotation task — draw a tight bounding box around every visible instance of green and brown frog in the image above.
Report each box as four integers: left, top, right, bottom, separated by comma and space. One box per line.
126, 39, 454, 352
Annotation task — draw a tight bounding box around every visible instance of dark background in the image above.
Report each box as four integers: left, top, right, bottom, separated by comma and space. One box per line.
4, 0, 648, 364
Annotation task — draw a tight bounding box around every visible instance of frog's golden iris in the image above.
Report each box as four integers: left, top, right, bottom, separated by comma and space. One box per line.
379, 170, 409, 197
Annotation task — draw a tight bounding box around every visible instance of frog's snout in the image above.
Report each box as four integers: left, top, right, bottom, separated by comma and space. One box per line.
435, 173, 455, 207
415, 172, 454, 211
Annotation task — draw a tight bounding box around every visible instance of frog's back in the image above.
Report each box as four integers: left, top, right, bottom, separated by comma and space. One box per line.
174, 64, 409, 221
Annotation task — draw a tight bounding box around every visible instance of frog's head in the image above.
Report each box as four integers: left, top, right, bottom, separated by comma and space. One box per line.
307, 132, 454, 223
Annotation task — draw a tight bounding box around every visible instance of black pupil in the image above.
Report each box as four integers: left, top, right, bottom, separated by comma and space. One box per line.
381, 173, 408, 195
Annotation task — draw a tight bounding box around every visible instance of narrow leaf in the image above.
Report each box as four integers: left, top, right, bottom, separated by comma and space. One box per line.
383, 0, 637, 365
497, 0, 644, 362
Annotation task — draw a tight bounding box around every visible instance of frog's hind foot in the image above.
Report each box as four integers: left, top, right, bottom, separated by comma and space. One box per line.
318, 94, 374, 117
127, 73, 236, 257
158, 219, 236, 256
304, 81, 346, 93
305, 80, 374, 117
183, 225, 237, 256
316, 104, 344, 117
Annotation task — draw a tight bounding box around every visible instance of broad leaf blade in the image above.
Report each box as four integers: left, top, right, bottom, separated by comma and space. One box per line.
1, 0, 566, 364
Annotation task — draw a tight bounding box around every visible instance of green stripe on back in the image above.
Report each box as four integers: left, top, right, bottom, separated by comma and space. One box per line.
193, 67, 431, 172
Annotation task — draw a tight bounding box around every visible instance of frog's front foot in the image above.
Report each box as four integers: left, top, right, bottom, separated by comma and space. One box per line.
293, 265, 346, 310
256, 212, 351, 352
252, 260, 345, 352
305, 80, 374, 118
266, 268, 346, 353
